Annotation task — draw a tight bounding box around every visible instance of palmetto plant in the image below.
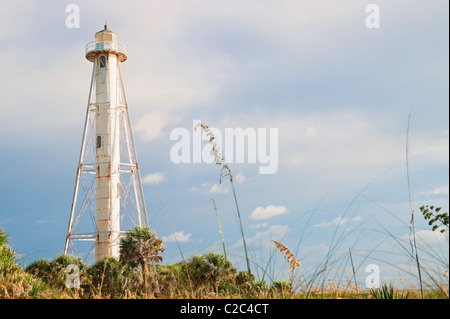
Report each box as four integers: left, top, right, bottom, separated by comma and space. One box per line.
120, 226, 165, 289
0, 228, 8, 247
187, 252, 236, 292
370, 283, 409, 299
88, 256, 128, 298
0, 243, 16, 276
1, 228, 53, 299
26, 254, 86, 294
0, 228, 14, 274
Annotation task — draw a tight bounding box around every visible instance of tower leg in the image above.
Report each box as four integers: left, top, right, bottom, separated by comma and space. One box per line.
65, 64, 97, 256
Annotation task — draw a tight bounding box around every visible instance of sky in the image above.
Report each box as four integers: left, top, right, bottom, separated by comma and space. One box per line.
0, 0, 448, 288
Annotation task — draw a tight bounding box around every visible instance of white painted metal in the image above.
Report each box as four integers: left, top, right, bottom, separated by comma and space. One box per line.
65, 26, 148, 263
94, 48, 121, 260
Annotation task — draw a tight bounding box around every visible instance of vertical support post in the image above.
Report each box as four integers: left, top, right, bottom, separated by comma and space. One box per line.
65, 63, 96, 255
118, 65, 149, 226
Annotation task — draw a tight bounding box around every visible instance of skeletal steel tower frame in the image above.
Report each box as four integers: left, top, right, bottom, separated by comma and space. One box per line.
64, 26, 148, 263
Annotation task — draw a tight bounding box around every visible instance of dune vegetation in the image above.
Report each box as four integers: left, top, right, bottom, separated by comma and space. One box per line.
0, 223, 448, 299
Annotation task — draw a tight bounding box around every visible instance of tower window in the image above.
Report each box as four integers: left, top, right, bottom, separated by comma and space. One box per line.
99, 56, 107, 68
96, 135, 102, 149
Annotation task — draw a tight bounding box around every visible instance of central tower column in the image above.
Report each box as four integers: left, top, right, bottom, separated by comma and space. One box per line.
91, 26, 125, 261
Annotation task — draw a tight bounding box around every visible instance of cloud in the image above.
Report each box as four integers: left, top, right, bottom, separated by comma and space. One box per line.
402, 230, 447, 245
142, 172, 165, 185
419, 185, 449, 197
229, 225, 290, 251
246, 225, 290, 250
162, 231, 192, 243
284, 112, 449, 172
190, 183, 229, 194
249, 205, 288, 220
134, 111, 180, 141
207, 183, 230, 194
0, 1, 37, 43
234, 172, 245, 184
36, 220, 56, 224
302, 243, 329, 256
249, 222, 269, 229
416, 230, 447, 244
314, 216, 362, 228
212, 111, 449, 185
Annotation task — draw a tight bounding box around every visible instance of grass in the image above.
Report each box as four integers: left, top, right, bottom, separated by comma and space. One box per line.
369, 283, 409, 299
1, 224, 448, 299
196, 123, 251, 274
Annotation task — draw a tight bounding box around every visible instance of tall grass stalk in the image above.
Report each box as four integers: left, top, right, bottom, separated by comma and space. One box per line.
405, 112, 424, 298
349, 248, 358, 291
221, 165, 251, 274
195, 122, 251, 274
211, 198, 227, 260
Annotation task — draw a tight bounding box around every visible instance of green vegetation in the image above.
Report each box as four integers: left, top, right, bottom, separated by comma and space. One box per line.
120, 226, 165, 292
1, 228, 57, 298
0, 225, 448, 299
369, 284, 409, 299
420, 205, 449, 233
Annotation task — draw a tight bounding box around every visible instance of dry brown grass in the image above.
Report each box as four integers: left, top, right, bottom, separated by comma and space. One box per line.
272, 240, 302, 276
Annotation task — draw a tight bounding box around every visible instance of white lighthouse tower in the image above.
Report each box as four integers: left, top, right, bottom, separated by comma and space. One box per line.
65, 26, 148, 262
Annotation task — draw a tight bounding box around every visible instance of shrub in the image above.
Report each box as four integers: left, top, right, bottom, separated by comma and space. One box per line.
1, 228, 52, 298
369, 284, 409, 299
26, 254, 86, 294
186, 252, 237, 291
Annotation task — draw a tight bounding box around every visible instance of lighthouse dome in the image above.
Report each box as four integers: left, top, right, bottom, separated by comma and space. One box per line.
85, 25, 127, 63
